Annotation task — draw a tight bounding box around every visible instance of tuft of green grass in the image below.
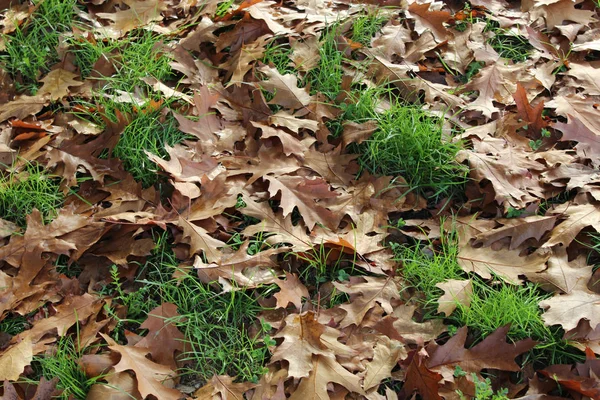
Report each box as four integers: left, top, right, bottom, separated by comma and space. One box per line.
0, 313, 30, 336
304, 24, 344, 99
31, 336, 103, 400
0, 162, 64, 227
105, 230, 273, 384
392, 229, 463, 315
350, 10, 387, 47
484, 21, 532, 63
261, 40, 295, 75
1, 0, 79, 93
341, 86, 467, 199
112, 108, 190, 187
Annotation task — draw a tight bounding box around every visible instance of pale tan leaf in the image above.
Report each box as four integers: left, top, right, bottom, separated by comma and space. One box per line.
436, 279, 473, 316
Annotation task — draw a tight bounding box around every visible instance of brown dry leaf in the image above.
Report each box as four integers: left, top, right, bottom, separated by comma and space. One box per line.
472, 215, 558, 250
0, 336, 32, 381
512, 83, 549, 136
240, 193, 313, 251
402, 349, 443, 400
548, 94, 600, 136
136, 303, 185, 370
288, 355, 364, 400
87, 371, 143, 400
290, 36, 321, 72
426, 325, 537, 374
555, 116, 600, 166
465, 63, 524, 118
530, 1, 596, 29
178, 216, 227, 263
457, 242, 550, 283
194, 241, 283, 288
268, 109, 319, 133
210, 375, 256, 400
0, 94, 46, 123
529, 247, 592, 294
435, 279, 473, 316
270, 312, 331, 378
223, 35, 268, 84
265, 175, 340, 230
96, 0, 168, 38
371, 24, 412, 59
406, 2, 450, 42
362, 336, 406, 391
105, 335, 183, 400
274, 272, 309, 309
252, 121, 314, 157
540, 285, 600, 332
257, 65, 312, 109
333, 276, 402, 327
373, 305, 446, 346
543, 203, 600, 248
565, 62, 600, 96
38, 69, 84, 101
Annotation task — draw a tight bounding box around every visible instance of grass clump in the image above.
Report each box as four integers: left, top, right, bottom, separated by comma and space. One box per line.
342, 87, 467, 199
1, 0, 79, 92
0, 162, 64, 227
304, 25, 344, 99
350, 10, 387, 46
261, 40, 295, 75
484, 20, 532, 63
112, 108, 189, 187
107, 231, 272, 384
31, 336, 102, 400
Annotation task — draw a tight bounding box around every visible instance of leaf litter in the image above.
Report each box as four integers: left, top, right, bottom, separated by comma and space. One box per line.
1, 0, 600, 398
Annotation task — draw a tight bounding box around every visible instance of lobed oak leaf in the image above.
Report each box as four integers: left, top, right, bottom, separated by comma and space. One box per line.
457, 241, 550, 283
402, 349, 443, 400
362, 336, 406, 391
289, 355, 364, 400
209, 375, 256, 400
104, 335, 183, 400
87, 371, 142, 399
252, 121, 314, 157
178, 216, 226, 263
435, 279, 473, 316
96, 0, 167, 38
472, 215, 558, 250
274, 272, 309, 309
529, 247, 592, 294
530, 0, 596, 29
371, 24, 412, 59
465, 63, 524, 118
258, 65, 312, 109
543, 203, 600, 248
265, 175, 340, 230
222, 35, 268, 84
37, 69, 84, 101
333, 276, 401, 327
373, 305, 447, 346
540, 356, 600, 398
555, 115, 600, 167
0, 94, 46, 123
406, 2, 450, 42
240, 193, 313, 251
136, 303, 185, 370
565, 61, 600, 96
270, 312, 331, 378
0, 336, 32, 381
547, 94, 600, 136
426, 325, 536, 374
540, 285, 600, 332
268, 109, 319, 133
194, 244, 283, 289
290, 36, 321, 72
512, 84, 549, 136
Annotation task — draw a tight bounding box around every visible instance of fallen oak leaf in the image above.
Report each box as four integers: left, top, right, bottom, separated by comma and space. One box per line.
435, 279, 473, 316
288, 355, 365, 400
362, 336, 406, 391
257, 64, 312, 109
37, 69, 84, 101
270, 311, 331, 378
136, 303, 185, 370
426, 325, 536, 375
102, 334, 183, 400
273, 272, 309, 309
402, 349, 443, 400
0, 336, 32, 381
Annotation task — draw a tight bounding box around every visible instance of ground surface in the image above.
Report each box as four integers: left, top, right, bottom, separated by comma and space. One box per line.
1, 0, 600, 399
